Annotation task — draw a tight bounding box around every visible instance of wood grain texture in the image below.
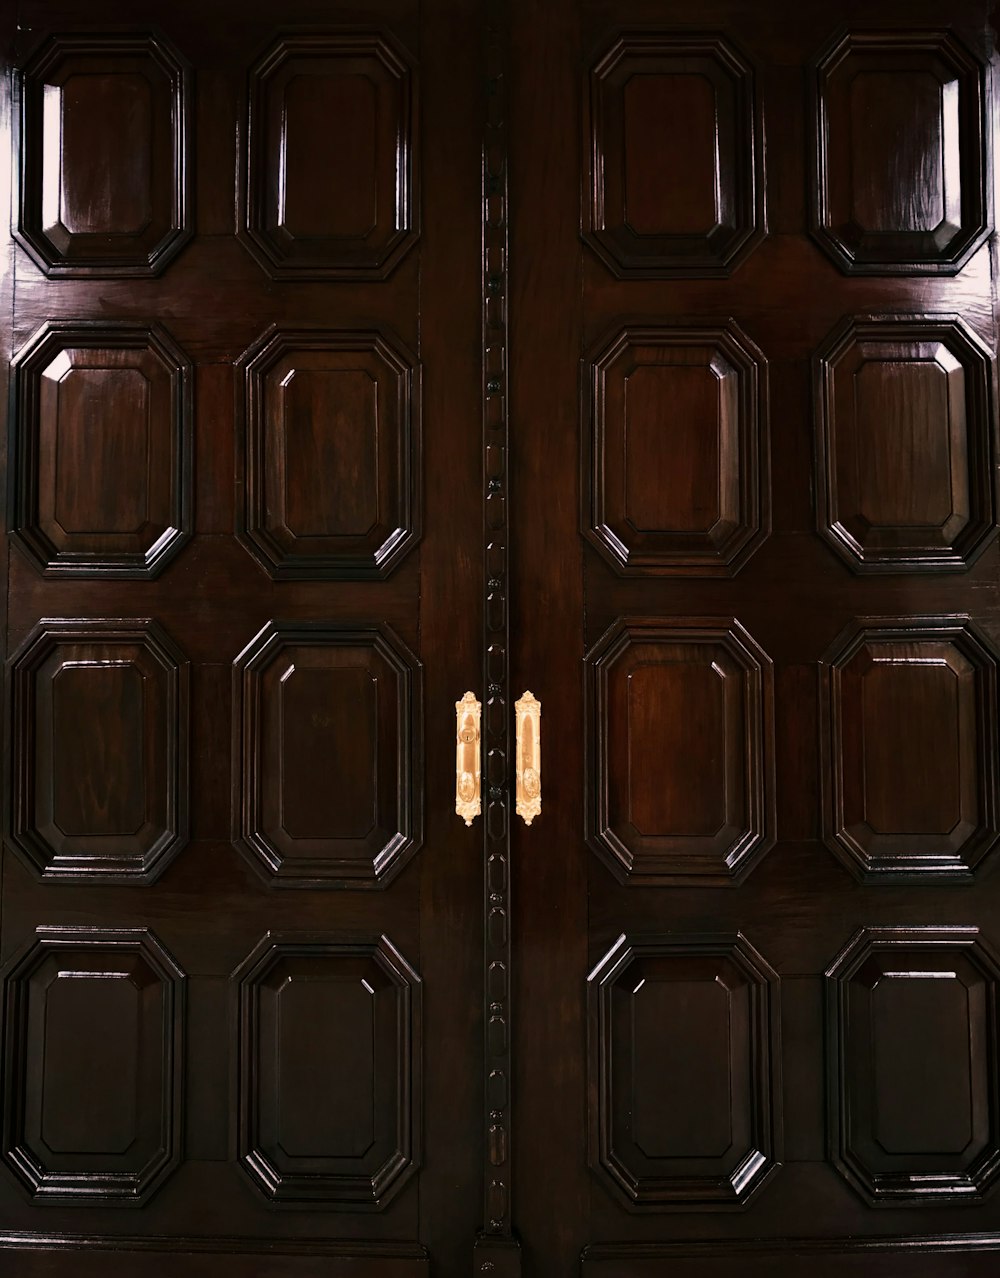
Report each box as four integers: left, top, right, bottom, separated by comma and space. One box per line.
585, 617, 775, 885
810, 28, 992, 275
584, 321, 770, 575
14, 31, 192, 277
820, 616, 1000, 880
240, 31, 419, 280
7, 618, 189, 882
9, 321, 193, 578
2, 0, 480, 1264
826, 927, 1000, 1204
236, 326, 421, 579
235, 932, 421, 1207
1, 926, 185, 1204
814, 314, 997, 572
231, 621, 423, 889
588, 933, 781, 1208
583, 32, 764, 277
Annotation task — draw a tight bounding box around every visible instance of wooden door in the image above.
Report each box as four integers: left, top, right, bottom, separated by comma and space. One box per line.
510, 0, 1000, 1274
0, 0, 485, 1273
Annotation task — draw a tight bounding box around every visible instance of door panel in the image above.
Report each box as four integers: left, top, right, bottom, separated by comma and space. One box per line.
5, 0, 1000, 1274
512, 0, 1000, 1273
0, 0, 482, 1273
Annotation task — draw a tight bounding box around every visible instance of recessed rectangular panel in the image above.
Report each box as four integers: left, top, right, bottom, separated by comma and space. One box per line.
281, 369, 379, 538
854, 360, 953, 527
623, 365, 721, 534
41, 973, 140, 1156
51, 367, 151, 535
9, 620, 189, 881
822, 618, 999, 879
11, 322, 193, 578
281, 74, 377, 238
827, 927, 1000, 1202
273, 975, 375, 1158
586, 618, 774, 884
861, 660, 962, 836
279, 666, 377, 841
815, 316, 996, 572
811, 30, 990, 273
622, 74, 718, 236
589, 934, 779, 1207
16, 33, 192, 276
871, 974, 974, 1154
848, 71, 945, 234
237, 935, 420, 1206
238, 329, 419, 579
51, 663, 145, 838
56, 73, 153, 236
585, 324, 768, 576
629, 977, 733, 1159
585, 34, 762, 275
626, 663, 725, 838
242, 33, 418, 279
1, 928, 184, 1203
233, 623, 421, 887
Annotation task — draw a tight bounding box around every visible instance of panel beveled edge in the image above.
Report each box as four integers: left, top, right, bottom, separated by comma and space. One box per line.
233, 931, 422, 1207
8, 319, 194, 579
14, 30, 193, 278
230, 620, 423, 888
239, 29, 419, 281
587, 931, 782, 1209
582, 320, 771, 576
235, 324, 422, 580
5, 617, 191, 883
813, 312, 998, 574
1, 925, 186, 1204
809, 28, 993, 276
819, 614, 1000, 881
825, 925, 1000, 1205
583, 31, 765, 278
584, 616, 776, 886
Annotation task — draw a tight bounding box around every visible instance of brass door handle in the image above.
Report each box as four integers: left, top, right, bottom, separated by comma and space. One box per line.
455, 692, 482, 825
515, 691, 541, 825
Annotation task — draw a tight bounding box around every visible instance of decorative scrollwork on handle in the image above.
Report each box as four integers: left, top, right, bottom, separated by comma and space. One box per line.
515, 691, 541, 825
456, 691, 482, 826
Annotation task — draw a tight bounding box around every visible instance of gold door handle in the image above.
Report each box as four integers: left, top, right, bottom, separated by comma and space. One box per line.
456, 692, 482, 825
515, 691, 541, 825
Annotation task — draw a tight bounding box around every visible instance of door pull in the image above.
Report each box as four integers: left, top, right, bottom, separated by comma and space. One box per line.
456, 691, 482, 825
515, 690, 541, 825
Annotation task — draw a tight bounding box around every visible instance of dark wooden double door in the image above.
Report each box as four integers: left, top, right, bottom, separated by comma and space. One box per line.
3, 0, 1000, 1274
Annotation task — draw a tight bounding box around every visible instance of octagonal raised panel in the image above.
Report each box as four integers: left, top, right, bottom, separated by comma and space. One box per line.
237, 328, 420, 579
10, 321, 193, 579
810, 29, 991, 275
585, 618, 775, 885
815, 315, 997, 573
232, 622, 422, 888
15, 31, 192, 277
2, 926, 185, 1204
8, 619, 190, 882
584, 32, 764, 277
821, 617, 1000, 881
241, 32, 418, 280
827, 926, 1000, 1205
585, 323, 769, 575
589, 932, 780, 1209
236, 933, 421, 1206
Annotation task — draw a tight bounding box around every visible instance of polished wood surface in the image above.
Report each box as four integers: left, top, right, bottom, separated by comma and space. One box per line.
3, 0, 1000, 1274
512, 0, 1000, 1274
0, 0, 482, 1272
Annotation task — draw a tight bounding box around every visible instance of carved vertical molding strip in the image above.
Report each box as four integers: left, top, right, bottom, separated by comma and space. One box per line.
475, 0, 520, 1272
